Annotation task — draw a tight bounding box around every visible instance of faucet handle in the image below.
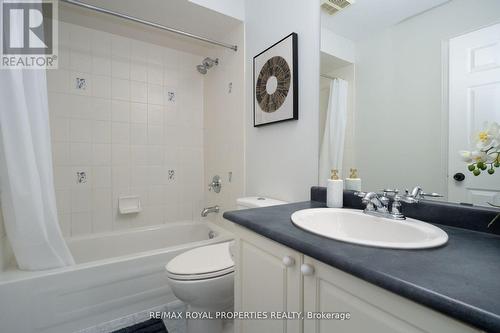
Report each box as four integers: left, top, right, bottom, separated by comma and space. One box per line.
409, 186, 443, 199
379, 190, 396, 207
208, 175, 222, 193
420, 192, 443, 198
398, 195, 419, 204
381, 189, 399, 196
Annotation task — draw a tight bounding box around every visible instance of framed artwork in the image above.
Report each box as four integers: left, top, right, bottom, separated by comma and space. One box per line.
253, 32, 298, 127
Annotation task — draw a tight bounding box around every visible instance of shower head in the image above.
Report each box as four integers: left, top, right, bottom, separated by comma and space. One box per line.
202, 57, 219, 68
196, 64, 207, 74
196, 57, 219, 74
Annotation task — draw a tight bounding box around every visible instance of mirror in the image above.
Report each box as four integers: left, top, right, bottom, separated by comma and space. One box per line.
319, 0, 500, 206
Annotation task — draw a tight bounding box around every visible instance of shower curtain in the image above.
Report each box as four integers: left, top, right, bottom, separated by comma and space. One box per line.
319, 78, 348, 186
0, 4, 74, 270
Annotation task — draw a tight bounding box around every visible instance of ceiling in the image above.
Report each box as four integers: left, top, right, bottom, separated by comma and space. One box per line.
321, 0, 451, 41
60, 0, 242, 52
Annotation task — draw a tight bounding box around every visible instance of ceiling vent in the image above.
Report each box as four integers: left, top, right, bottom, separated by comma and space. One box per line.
321, 0, 354, 15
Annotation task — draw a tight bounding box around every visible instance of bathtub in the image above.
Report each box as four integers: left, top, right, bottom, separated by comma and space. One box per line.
0, 221, 232, 333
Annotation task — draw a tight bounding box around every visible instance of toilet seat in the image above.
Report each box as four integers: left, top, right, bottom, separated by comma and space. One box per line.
166, 242, 234, 281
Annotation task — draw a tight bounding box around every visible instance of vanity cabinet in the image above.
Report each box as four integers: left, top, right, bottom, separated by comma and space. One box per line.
233, 225, 302, 333
302, 256, 477, 333
232, 224, 481, 333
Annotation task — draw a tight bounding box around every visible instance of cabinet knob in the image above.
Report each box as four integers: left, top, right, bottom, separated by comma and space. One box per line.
282, 256, 295, 267
300, 263, 315, 276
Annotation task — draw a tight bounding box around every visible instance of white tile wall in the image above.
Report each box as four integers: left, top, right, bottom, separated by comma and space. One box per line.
48, 22, 205, 237
202, 24, 245, 226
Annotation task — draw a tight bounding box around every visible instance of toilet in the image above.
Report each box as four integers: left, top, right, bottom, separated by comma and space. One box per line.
165, 196, 287, 333
236, 196, 288, 210
166, 242, 234, 333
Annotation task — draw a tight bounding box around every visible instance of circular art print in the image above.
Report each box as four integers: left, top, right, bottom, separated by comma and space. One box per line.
255, 56, 291, 113
253, 32, 297, 127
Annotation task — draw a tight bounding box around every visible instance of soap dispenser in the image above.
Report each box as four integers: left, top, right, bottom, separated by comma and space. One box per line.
327, 169, 343, 208
345, 168, 362, 191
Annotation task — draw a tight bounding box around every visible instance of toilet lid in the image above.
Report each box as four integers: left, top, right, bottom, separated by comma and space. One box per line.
166, 242, 234, 280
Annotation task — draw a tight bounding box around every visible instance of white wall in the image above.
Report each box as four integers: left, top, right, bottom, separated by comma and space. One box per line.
0, 210, 13, 271
47, 21, 205, 236
354, 0, 500, 195
321, 28, 356, 64
244, 0, 320, 202
188, 0, 244, 21
203, 23, 245, 223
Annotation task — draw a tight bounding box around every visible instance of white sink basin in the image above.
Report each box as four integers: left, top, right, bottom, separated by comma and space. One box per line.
291, 208, 448, 249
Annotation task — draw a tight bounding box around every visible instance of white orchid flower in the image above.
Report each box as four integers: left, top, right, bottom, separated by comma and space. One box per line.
459, 150, 490, 163
471, 150, 488, 162
474, 121, 500, 151
459, 150, 472, 162
459, 121, 499, 177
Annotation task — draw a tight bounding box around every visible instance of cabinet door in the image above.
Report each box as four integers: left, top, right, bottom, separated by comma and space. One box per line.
303, 256, 479, 333
234, 226, 302, 333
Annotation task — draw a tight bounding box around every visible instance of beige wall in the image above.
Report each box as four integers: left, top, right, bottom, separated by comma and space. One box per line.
203, 23, 245, 224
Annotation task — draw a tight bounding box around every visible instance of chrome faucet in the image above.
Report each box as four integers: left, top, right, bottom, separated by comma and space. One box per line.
361, 191, 390, 212
355, 186, 442, 220
201, 205, 220, 217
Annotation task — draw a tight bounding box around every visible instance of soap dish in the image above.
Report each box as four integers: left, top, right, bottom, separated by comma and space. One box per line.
118, 195, 142, 214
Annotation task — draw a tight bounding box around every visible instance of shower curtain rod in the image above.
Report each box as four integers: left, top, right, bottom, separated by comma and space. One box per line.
60, 0, 238, 51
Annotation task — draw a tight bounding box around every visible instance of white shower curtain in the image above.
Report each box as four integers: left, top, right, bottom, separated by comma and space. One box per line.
319, 78, 348, 186
0, 4, 74, 270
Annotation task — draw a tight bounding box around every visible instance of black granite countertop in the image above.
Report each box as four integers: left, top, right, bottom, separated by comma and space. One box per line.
223, 199, 500, 332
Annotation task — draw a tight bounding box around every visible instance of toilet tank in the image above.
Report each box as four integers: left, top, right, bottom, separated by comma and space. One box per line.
236, 197, 288, 210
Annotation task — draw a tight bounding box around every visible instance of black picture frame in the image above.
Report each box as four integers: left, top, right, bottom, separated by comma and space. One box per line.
253, 32, 298, 127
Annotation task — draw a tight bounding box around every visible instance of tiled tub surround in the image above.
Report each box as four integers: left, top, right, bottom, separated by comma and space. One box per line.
223, 188, 500, 332
48, 22, 205, 237
203, 23, 245, 225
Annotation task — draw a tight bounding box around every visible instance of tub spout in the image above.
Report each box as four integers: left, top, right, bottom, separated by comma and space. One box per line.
201, 205, 220, 217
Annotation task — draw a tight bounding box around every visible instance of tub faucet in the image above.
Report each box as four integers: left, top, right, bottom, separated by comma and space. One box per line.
201, 205, 220, 217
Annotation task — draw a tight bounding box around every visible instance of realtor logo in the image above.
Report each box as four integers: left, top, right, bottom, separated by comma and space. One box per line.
1, 0, 58, 69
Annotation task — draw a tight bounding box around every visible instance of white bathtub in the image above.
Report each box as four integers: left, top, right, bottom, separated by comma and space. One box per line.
0, 221, 232, 333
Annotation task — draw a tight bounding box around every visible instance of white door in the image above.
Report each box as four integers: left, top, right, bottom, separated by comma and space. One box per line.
448, 23, 500, 206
